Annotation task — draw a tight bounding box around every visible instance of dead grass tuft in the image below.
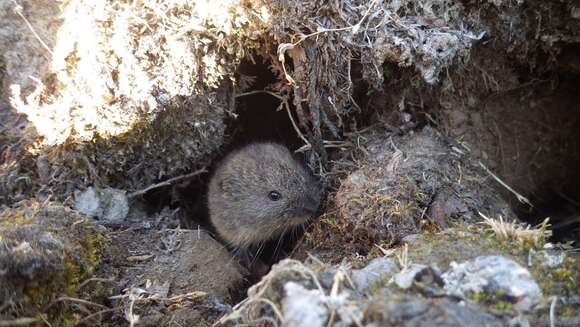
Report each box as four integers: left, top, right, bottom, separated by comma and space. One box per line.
479, 212, 552, 248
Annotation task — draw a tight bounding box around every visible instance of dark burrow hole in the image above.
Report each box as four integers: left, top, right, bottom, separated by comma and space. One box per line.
492, 70, 580, 246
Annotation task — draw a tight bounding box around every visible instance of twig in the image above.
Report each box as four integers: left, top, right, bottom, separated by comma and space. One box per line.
284, 102, 312, 149
38, 314, 53, 327
295, 140, 351, 153
55, 296, 109, 309
72, 308, 118, 327
128, 169, 207, 198
235, 90, 284, 99
0, 318, 39, 326
245, 298, 285, 323
164, 291, 207, 302
479, 161, 533, 207
396, 243, 410, 270
12, 1, 53, 55
550, 296, 558, 327
77, 277, 116, 290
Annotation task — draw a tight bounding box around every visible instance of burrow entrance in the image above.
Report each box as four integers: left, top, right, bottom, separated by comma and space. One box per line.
142, 54, 580, 278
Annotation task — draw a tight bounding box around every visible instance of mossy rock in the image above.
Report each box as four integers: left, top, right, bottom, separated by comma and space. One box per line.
0, 200, 107, 322
402, 224, 580, 317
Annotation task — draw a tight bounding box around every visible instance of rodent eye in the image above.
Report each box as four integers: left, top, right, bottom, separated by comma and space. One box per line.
268, 191, 282, 201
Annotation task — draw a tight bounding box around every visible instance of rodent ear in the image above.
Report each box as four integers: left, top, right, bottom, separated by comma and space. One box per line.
294, 151, 314, 171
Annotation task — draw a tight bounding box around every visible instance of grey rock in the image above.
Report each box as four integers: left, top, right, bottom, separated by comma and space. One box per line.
442, 256, 542, 311
74, 187, 102, 217
351, 257, 399, 293
540, 250, 566, 268
318, 267, 337, 289
74, 187, 129, 222
367, 295, 505, 327
282, 282, 329, 327
402, 233, 421, 245
393, 264, 442, 290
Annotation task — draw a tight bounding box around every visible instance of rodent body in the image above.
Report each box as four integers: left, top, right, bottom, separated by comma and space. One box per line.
208, 142, 321, 249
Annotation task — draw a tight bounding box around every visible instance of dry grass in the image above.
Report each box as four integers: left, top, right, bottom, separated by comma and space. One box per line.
479, 212, 552, 248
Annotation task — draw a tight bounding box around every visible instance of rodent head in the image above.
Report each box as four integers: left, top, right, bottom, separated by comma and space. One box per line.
208, 142, 321, 248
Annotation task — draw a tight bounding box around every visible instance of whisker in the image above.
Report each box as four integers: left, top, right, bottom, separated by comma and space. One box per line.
273, 226, 288, 261
251, 241, 266, 268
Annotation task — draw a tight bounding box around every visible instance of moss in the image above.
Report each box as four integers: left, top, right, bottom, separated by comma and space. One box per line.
552, 267, 573, 281
560, 307, 577, 318
319, 213, 341, 230
0, 211, 31, 226
1, 200, 108, 325
63, 254, 81, 296
400, 221, 580, 317
467, 290, 513, 311
403, 225, 509, 271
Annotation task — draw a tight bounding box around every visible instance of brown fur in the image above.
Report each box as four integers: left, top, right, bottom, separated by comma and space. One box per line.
208, 142, 320, 249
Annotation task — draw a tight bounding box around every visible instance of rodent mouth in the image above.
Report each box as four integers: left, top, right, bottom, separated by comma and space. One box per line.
290, 209, 318, 225
289, 214, 312, 226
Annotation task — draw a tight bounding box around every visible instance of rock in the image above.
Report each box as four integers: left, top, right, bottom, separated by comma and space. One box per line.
0, 232, 63, 281
74, 187, 101, 217
393, 264, 443, 290
365, 295, 505, 327
0, 200, 106, 318
282, 282, 329, 327
74, 187, 129, 223
401, 233, 421, 245
351, 257, 399, 293
442, 256, 542, 311
539, 250, 566, 268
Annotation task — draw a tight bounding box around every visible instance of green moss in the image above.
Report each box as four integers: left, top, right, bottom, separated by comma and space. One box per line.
319, 213, 341, 230
560, 307, 576, 318
552, 267, 572, 281
1, 201, 109, 326
0, 211, 31, 226
63, 254, 81, 296
403, 225, 508, 271
400, 221, 580, 318
467, 290, 513, 311
382, 65, 391, 79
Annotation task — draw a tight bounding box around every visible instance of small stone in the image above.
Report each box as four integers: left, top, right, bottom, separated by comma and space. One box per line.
282, 282, 329, 327
351, 257, 399, 293
571, 6, 580, 19
365, 295, 504, 326
74, 187, 102, 217
393, 264, 443, 289
442, 256, 542, 311
540, 250, 565, 268
401, 233, 421, 245
74, 187, 129, 222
